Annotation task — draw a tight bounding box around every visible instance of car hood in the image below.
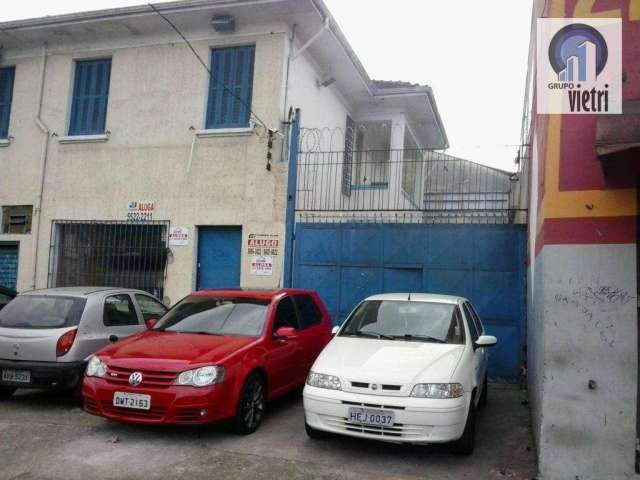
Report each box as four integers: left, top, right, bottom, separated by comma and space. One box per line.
98, 331, 257, 371
314, 337, 465, 385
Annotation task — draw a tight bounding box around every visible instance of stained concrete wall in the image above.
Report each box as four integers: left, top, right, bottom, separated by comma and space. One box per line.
526, 248, 545, 447
528, 244, 637, 479
0, 28, 290, 303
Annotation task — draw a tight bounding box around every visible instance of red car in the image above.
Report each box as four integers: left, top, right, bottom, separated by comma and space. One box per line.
82, 289, 332, 433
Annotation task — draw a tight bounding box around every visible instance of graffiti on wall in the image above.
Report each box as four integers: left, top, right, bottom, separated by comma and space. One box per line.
554, 283, 634, 348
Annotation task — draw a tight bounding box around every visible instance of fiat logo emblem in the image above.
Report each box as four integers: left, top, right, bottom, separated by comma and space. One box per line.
129, 372, 143, 386
371, 384, 379, 391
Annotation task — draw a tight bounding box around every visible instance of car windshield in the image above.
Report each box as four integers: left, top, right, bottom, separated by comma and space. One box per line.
339, 300, 464, 344
0, 295, 87, 329
153, 296, 269, 337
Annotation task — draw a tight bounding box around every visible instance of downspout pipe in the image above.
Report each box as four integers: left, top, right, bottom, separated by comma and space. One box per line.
280, 23, 296, 164
31, 43, 51, 290
282, 109, 300, 288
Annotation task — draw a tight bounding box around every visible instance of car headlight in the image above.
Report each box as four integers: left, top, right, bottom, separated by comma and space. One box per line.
86, 356, 107, 378
306, 372, 342, 390
410, 383, 464, 399
175, 366, 224, 387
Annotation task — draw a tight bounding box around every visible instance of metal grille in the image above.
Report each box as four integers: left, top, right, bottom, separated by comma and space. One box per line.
341, 116, 355, 197
48, 220, 169, 298
296, 147, 527, 224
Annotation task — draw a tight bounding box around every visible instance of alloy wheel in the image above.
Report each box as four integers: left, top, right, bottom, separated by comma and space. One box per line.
241, 377, 265, 430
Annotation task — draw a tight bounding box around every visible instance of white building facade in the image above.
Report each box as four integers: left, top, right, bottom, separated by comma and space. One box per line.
0, 0, 447, 304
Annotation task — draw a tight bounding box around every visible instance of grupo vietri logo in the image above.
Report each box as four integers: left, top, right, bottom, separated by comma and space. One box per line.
549, 24, 607, 82
537, 18, 621, 114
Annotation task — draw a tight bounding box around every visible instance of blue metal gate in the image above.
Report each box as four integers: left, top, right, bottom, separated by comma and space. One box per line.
292, 223, 526, 382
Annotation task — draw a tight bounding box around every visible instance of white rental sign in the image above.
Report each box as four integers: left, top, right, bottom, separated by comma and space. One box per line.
250, 255, 273, 276
169, 227, 189, 246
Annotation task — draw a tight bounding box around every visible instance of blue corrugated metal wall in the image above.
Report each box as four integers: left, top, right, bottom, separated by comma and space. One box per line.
0, 245, 18, 290
292, 223, 526, 382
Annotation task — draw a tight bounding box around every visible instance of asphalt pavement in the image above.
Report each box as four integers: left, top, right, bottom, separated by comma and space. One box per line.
0, 384, 536, 480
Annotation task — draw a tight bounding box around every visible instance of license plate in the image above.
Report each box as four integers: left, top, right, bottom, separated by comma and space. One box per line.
113, 392, 151, 410
1, 369, 31, 384
348, 407, 395, 427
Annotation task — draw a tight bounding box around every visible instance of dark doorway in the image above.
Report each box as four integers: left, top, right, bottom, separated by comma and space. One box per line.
49, 221, 169, 298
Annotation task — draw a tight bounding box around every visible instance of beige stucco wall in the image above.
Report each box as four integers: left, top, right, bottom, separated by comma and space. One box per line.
0, 30, 289, 303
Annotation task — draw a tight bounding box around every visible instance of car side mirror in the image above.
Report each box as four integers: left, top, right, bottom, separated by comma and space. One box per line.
145, 318, 158, 329
109, 334, 119, 343
331, 325, 340, 336
474, 335, 497, 349
275, 326, 297, 339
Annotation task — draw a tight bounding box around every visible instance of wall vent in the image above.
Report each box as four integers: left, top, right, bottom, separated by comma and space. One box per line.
211, 15, 236, 33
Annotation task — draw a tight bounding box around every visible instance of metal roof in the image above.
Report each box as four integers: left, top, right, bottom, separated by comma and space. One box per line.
373, 80, 422, 89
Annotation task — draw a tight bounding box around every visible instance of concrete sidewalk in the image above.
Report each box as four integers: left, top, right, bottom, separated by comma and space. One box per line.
0, 384, 536, 480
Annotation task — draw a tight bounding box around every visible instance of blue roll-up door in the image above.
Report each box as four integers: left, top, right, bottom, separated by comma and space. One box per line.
0, 244, 19, 290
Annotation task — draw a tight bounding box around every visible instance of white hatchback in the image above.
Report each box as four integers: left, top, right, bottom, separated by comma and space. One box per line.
303, 293, 497, 455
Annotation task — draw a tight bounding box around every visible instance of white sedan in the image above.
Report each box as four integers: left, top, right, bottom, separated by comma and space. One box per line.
303, 293, 497, 455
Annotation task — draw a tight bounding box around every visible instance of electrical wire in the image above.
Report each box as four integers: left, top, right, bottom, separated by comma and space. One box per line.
147, 2, 271, 132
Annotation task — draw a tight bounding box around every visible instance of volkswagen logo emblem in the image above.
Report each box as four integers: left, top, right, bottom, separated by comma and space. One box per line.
371, 384, 379, 391
129, 372, 143, 386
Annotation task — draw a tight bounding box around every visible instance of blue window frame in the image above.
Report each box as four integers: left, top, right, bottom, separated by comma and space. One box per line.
206, 46, 255, 129
0, 67, 15, 139
69, 59, 111, 136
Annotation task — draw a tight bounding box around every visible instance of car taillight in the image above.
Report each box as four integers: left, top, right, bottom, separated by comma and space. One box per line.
56, 329, 77, 357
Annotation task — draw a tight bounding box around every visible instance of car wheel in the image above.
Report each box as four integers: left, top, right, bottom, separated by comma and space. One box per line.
451, 398, 476, 455
305, 421, 329, 440
0, 386, 16, 401
233, 373, 266, 435
478, 376, 488, 409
